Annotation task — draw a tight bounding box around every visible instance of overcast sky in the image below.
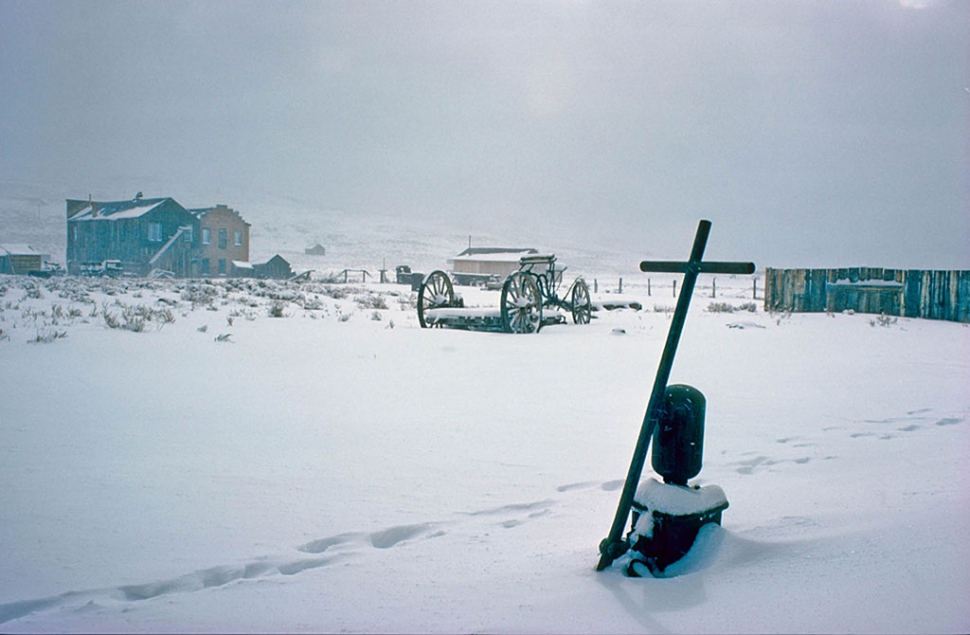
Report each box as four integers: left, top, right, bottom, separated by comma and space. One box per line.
1, 0, 967, 266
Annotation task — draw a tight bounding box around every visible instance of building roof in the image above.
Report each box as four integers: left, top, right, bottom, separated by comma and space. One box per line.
68, 197, 173, 221
188, 204, 251, 226
452, 247, 538, 261
0, 244, 41, 256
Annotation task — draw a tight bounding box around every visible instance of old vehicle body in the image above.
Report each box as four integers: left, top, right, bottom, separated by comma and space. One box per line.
80, 259, 125, 277
417, 254, 592, 333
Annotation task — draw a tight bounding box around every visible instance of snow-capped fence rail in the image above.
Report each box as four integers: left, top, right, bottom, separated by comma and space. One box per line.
764, 267, 970, 323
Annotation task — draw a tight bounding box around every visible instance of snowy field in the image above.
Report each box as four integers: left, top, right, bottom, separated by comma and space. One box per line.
0, 272, 968, 633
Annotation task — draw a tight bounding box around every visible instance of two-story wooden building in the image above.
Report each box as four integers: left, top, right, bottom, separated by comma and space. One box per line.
189, 204, 251, 277
66, 195, 200, 277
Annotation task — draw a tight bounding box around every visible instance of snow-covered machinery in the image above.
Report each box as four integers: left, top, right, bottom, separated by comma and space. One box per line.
416, 254, 592, 333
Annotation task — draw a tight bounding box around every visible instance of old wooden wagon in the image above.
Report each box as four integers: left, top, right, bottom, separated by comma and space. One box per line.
417, 254, 592, 333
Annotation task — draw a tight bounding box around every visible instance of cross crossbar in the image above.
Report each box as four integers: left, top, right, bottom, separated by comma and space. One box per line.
640, 261, 756, 275
596, 219, 755, 571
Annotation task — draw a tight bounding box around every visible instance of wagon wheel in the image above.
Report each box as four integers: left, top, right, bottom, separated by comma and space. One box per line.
571, 278, 592, 325
501, 272, 542, 333
418, 270, 455, 328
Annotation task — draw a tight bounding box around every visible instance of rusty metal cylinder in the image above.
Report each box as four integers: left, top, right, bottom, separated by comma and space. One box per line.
651, 384, 706, 486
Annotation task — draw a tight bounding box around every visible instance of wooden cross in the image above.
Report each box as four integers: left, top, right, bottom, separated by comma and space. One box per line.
596, 220, 755, 571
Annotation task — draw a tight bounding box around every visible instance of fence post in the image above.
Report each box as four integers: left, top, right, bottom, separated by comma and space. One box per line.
673, 280, 677, 297
619, 278, 623, 294
648, 278, 651, 296
712, 278, 716, 298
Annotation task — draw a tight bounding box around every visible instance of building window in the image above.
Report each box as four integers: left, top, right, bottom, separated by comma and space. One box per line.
218, 259, 227, 275
202, 258, 210, 275
234, 230, 242, 246
202, 228, 211, 245
218, 229, 227, 249
148, 222, 163, 242
183, 226, 193, 243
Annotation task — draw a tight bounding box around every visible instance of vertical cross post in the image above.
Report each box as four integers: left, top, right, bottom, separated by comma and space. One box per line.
596, 220, 754, 571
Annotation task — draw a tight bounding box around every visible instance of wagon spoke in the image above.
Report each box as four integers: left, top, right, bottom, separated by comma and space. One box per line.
417, 270, 455, 328
500, 271, 541, 333
571, 279, 592, 325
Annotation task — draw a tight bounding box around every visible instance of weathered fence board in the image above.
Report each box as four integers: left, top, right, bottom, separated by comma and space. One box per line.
764, 267, 970, 323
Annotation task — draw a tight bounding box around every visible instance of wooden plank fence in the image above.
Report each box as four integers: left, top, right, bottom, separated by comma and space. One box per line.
764, 267, 970, 323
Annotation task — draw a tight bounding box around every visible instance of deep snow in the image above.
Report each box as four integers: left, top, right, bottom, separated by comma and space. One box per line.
0, 272, 968, 633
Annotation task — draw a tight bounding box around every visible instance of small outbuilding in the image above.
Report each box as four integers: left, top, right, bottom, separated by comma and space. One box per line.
254, 255, 293, 280
449, 247, 538, 279
230, 260, 256, 278
305, 244, 326, 256
0, 244, 43, 275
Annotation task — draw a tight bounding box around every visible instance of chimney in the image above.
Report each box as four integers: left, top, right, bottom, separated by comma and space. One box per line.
91, 201, 98, 218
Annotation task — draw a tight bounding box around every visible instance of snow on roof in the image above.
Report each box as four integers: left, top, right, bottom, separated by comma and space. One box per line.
0, 244, 41, 256
454, 247, 537, 258
188, 205, 251, 225
451, 251, 537, 263
232, 261, 254, 269
69, 198, 168, 221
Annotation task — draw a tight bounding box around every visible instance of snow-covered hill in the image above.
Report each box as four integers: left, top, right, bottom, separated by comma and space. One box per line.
0, 179, 652, 281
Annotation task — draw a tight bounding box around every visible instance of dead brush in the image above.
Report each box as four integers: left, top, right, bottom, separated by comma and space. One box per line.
356, 294, 388, 310
301, 295, 325, 310
48, 304, 84, 325
321, 285, 350, 300
181, 284, 220, 308
229, 307, 258, 321
21, 284, 43, 300
706, 302, 737, 313
101, 302, 175, 332
399, 294, 418, 310
28, 329, 67, 344
870, 313, 898, 328
268, 300, 288, 318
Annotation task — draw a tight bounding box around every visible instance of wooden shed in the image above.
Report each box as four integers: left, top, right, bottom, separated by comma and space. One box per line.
449, 247, 538, 278
305, 244, 326, 256
0, 244, 43, 275
254, 255, 293, 280
230, 260, 255, 278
